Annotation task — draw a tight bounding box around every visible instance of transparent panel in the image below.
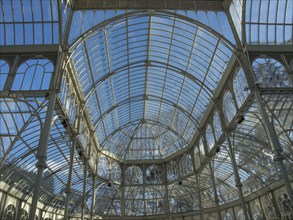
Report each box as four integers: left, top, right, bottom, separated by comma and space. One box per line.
2, 2, 292, 219
233, 68, 250, 108
0, 60, 9, 90
146, 165, 163, 184
245, 0, 293, 45
12, 58, 53, 91
194, 145, 201, 169
223, 91, 237, 124
0, 0, 59, 45
69, 10, 235, 44
167, 160, 180, 182
229, 0, 243, 41
206, 124, 215, 151
179, 154, 193, 177
213, 111, 222, 140
95, 184, 121, 216
125, 166, 143, 185
98, 155, 109, 178
252, 57, 292, 87
70, 12, 233, 161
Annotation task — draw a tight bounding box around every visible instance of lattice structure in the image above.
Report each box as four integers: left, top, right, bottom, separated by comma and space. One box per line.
0, 0, 292, 220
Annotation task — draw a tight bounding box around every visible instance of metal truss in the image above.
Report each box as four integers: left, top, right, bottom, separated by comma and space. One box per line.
0, 0, 292, 220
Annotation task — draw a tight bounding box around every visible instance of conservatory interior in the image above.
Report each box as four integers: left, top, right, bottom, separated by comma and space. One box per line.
0, 0, 292, 219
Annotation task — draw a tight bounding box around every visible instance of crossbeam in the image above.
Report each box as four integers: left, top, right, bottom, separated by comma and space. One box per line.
0, 45, 59, 55
73, 0, 227, 11
247, 45, 293, 54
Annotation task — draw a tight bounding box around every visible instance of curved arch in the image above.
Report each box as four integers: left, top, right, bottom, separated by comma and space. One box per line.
0, 59, 10, 90
229, 112, 281, 189
69, 10, 236, 50
121, 123, 156, 160
3, 111, 69, 169
17, 55, 56, 68
69, 11, 234, 101
101, 119, 186, 145
99, 118, 189, 150
12, 58, 54, 91
125, 165, 143, 185
168, 188, 198, 213
3, 111, 79, 208
0, 58, 11, 67
145, 190, 166, 215
146, 164, 163, 184
94, 181, 121, 215
68, 9, 235, 164
3, 204, 16, 220
93, 94, 200, 129
259, 96, 293, 156
20, 209, 28, 220
84, 59, 214, 99
278, 192, 293, 217
252, 57, 292, 88
95, 180, 121, 194
197, 173, 239, 199
0, 97, 47, 168
200, 161, 240, 197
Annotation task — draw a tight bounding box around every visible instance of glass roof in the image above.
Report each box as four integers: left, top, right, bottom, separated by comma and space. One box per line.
0, 0, 59, 45
0, 1, 292, 219
68, 10, 235, 44
245, 0, 292, 45
70, 12, 233, 160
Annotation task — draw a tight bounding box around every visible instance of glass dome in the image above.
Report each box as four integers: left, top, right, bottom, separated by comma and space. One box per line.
0, 0, 292, 220
70, 12, 233, 162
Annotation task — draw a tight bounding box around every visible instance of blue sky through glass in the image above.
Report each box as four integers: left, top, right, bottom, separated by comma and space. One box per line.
0, 1, 292, 216
70, 12, 233, 160
0, 0, 59, 45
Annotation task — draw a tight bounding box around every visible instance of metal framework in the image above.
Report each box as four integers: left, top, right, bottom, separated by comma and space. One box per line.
0, 0, 292, 220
